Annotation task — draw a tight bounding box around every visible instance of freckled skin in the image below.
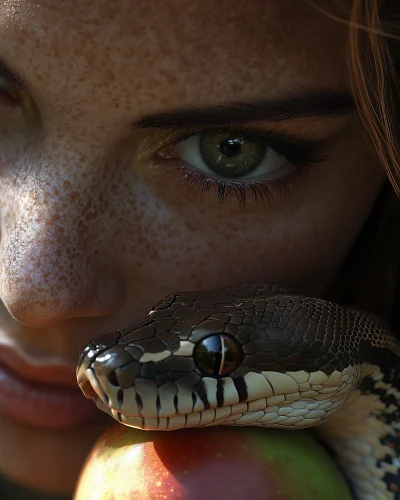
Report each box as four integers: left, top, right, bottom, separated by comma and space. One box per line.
0, 0, 385, 495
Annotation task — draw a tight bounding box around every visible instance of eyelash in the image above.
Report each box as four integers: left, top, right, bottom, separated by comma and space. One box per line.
157, 125, 329, 207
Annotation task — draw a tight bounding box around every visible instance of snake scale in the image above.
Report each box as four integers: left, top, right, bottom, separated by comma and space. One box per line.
76, 284, 400, 500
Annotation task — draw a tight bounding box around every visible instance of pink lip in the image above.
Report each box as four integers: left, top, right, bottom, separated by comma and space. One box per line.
0, 345, 109, 429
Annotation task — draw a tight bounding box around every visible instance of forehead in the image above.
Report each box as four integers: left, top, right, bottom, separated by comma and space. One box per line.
0, 0, 349, 115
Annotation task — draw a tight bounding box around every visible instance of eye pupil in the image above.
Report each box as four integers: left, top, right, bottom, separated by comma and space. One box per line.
193, 334, 242, 376
219, 138, 242, 157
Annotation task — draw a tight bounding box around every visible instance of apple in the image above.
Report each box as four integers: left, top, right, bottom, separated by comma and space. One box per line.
74, 425, 353, 500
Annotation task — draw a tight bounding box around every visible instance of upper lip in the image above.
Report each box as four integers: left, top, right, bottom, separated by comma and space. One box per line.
0, 344, 80, 389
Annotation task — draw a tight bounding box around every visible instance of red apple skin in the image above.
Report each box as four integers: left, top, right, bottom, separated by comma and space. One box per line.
74, 425, 353, 500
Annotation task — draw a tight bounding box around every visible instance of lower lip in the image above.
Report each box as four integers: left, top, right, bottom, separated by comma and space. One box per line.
0, 360, 106, 429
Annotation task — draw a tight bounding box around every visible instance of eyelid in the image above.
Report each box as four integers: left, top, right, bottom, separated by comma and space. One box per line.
168, 124, 309, 144
0, 76, 21, 102
0, 59, 32, 95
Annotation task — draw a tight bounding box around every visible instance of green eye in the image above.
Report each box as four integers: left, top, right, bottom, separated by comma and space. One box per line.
200, 132, 266, 178
193, 334, 242, 376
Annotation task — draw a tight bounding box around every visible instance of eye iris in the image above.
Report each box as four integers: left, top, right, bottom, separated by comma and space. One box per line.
219, 336, 242, 375
200, 132, 265, 178
193, 334, 242, 376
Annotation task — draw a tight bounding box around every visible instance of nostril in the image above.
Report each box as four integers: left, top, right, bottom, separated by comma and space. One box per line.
81, 380, 98, 400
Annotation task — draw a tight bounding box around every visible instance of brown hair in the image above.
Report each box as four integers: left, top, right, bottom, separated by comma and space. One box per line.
347, 0, 400, 197
309, 1, 400, 323
308, 1, 400, 195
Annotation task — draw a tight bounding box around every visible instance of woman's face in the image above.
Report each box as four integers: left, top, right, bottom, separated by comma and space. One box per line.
0, 0, 385, 495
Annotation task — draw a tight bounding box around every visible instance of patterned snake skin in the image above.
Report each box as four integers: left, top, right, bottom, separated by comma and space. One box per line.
77, 284, 400, 500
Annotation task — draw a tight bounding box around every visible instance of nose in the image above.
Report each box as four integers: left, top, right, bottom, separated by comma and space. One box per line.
0, 174, 125, 327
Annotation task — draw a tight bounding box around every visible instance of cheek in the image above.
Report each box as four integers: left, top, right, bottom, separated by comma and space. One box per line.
107, 200, 356, 300
113, 151, 384, 299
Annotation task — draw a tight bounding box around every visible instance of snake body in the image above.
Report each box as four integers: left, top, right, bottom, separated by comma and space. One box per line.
76, 284, 400, 500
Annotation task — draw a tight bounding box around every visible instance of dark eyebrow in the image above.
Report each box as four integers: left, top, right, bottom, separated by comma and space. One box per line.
0, 61, 354, 130
131, 89, 354, 130
0, 58, 32, 94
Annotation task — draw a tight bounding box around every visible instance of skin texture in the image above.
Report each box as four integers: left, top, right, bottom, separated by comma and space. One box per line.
0, 0, 386, 496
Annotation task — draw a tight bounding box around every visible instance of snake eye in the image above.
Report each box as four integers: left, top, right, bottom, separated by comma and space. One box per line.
193, 334, 242, 376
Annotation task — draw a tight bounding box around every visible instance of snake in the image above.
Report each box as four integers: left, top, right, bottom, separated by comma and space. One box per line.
76, 284, 400, 500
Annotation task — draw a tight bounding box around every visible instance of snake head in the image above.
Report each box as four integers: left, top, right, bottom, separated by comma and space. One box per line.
77, 285, 363, 431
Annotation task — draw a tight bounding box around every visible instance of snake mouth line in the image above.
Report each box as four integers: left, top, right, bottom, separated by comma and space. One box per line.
93, 396, 244, 431
92, 395, 319, 432
88, 383, 257, 430
78, 361, 353, 432
85, 381, 346, 433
